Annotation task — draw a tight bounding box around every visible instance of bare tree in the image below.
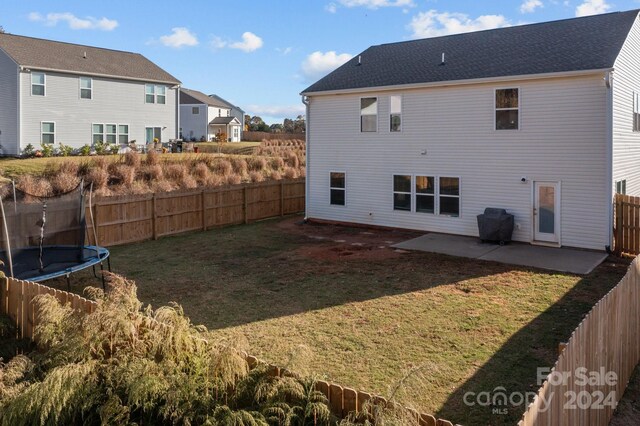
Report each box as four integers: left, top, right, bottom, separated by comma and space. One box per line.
0, 26, 5, 34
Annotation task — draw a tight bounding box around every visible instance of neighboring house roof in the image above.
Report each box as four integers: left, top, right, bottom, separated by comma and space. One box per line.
210, 117, 240, 125
209, 94, 245, 112
303, 10, 639, 94
181, 88, 221, 106
0, 33, 180, 84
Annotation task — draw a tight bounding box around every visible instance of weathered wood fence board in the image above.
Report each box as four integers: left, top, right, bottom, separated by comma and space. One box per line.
85, 179, 305, 247
615, 193, 640, 255
1, 275, 454, 426
519, 257, 640, 425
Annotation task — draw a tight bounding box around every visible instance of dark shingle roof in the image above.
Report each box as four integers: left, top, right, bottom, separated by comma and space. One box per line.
303, 10, 639, 94
210, 117, 239, 125
181, 88, 232, 108
208, 94, 244, 112
0, 33, 180, 84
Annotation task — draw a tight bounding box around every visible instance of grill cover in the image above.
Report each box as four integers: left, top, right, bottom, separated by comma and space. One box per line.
477, 208, 514, 244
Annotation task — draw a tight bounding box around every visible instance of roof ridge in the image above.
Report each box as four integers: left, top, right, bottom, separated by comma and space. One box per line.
0, 32, 142, 56
372, 9, 640, 49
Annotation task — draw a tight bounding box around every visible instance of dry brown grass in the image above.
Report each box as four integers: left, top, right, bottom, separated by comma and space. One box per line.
86, 168, 109, 190
50, 172, 80, 193
269, 170, 283, 181
247, 156, 268, 172
225, 174, 242, 185
248, 171, 265, 183
212, 159, 233, 177
283, 166, 299, 180
124, 151, 142, 168
15, 175, 53, 198
145, 150, 160, 166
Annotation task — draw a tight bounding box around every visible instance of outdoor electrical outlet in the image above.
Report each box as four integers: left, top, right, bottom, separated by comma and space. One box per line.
515, 223, 521, 230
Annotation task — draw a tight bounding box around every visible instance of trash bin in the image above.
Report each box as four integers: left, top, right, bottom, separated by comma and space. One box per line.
477, 208, 514, 245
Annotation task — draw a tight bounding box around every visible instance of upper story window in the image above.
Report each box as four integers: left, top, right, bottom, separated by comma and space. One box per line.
192, 107, 199, 114
80, 77, 92, 99
495, 88, 519, 130
633, 92, 640, 132
32, 72, 45, 96
41, 122, 55, 144
218, 109, 222, 117
616, 179, 627, 195
361, 97, 377, 132
145, 84, 166, 104
390, 95, 401, 132
227, 110, 230, 117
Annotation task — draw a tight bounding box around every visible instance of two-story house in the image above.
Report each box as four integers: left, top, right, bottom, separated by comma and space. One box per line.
302, 10, 640, 251
209, 93, 245, 139
0, 33, 180, 156
179, 88, 242, 142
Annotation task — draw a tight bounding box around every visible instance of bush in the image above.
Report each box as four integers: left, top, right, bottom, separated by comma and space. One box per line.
78, 144, 91, 156
50, 172, 80, 194
249, 170, 265, 183
86, 168, 109, 190
40, 143, 54, 158
146, 150, 160, 166
124, 151, 141, 168
212, 159, 233, 176
21, 144, 35, 158
58, 143, 73, 157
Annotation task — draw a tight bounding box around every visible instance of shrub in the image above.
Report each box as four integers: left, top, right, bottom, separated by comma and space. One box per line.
50, 172, 80, 194
124, 151, 141, 168
283, 166, 299, 180
212, 159, 233, 177
230, 157, 248, 175
57, 160, 80, 176
16, 175, 53, 198
138, 164, 163, 182
109, 144, 120, 155
192, 163, 211, 184
112, 164, 136, 187
21, 144, 35, 158
146, 150, 160, 166
249, 170, 265, 183
58, 143, 74, 157
247, 156, 268, 172
163, 164, 187, 182
225, 174, 242, 185
269, 156, 285, 171
269, 170, 282, 181
78, 144, 91, 156
40, 143, 54, 158
86, 167, 109, 190
284, 151, 300, 169
93, 140, 108, 155
150, 179, 176, 193
92, 156, 109, 171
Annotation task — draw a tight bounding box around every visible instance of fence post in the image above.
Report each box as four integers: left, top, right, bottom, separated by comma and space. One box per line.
201, 190, 206, 231
243, 186, 248, 224
152, 193, 158, 240
616, 194, 623, 255
93, 203, 100, 246
280, 181, 284, 216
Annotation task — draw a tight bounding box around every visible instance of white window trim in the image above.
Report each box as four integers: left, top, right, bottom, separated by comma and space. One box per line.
360, 96, 378, 133
330, 171, 347, 207
32, 72, 46, 97
92, 123, 130, 145
41, 121, 55, 144
156, 86, 166, 104
389, 94, 402, 133
79, 76, 92, 100
145, 84, 155, 104
192, 106, 200, 115
392, 173, 413, 212
438, 176, 461, 217
118, 124, 130, 145
145, 126, 163, 144
633, 92, 640, 132
494, 87, 520, 131
415, 175, 436, 215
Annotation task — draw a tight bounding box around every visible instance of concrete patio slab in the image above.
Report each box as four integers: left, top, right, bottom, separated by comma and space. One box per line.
393, 234, 608, 274
393, 233, 500, 259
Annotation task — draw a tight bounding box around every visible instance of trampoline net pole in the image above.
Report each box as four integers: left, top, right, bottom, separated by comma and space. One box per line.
0, 196, 14, 278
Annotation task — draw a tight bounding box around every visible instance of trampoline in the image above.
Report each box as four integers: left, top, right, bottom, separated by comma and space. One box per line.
0, 181, 111, 288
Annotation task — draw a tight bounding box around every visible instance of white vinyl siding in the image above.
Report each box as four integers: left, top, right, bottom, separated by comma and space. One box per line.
20, 71, 176, 149
633, 92, 640, 132
613, 17, 640, 196
307, 73, 609, 250
0, 49, 19, 155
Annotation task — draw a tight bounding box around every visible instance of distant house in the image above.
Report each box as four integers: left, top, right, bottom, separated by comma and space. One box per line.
209, 94, 245, 137
179, 89, 242, 142
0, 33, 180, 156
302, 10, 640, 251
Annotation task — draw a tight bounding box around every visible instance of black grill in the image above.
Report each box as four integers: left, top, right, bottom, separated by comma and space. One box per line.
477, 208, 514, 245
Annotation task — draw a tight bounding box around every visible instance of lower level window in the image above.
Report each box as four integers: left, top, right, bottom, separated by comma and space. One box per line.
118, 125, 129, 145
415, 176, 435, 214
439, 177, 460, 216
393, 175, 412, 211
616, 179, 627, 195
41, 122, 55, 144
105, 124, 117, 144
330, 172, 346, 205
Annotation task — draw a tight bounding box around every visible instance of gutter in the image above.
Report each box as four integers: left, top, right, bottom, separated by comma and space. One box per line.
18, 65, 181, 86
605, 70, 614, 251
302, 95, 310, 221
301, 68, 614, 97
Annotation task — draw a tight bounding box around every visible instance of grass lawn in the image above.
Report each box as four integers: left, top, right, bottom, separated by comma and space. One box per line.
52, 216, 629, 425
0, 151, 256, 179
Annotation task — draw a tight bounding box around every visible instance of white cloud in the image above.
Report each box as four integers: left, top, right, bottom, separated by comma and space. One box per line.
338, 0, 414, 9
28, 12, 118, 31
210, 36, 227, 49
520, 0, 543, 13
326, 3, 338, 13
276, 46, 293, 55
409, 10, 511, 38
246, 104, 306, 117
575, 0, 611, 16
229, 32, 263, 52
159, 27, 198, 48
301, 51, 353, 81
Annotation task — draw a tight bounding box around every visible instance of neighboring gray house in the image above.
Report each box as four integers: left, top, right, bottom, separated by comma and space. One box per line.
0, 33, 180, 156
179, 88, 242, 142
302, 10, 640, 251
209, 93, 245, 138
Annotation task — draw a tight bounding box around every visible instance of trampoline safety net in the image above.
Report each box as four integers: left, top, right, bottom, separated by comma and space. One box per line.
0, 182, 95, 281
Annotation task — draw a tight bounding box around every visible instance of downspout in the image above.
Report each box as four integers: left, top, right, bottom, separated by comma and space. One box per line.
176, 85, 181, 141
605, 70, 614, 252
302, 95, 310, 221
17, 66, 21, 156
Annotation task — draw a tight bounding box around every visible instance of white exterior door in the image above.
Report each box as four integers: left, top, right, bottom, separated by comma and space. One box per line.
533, 181, 560, 244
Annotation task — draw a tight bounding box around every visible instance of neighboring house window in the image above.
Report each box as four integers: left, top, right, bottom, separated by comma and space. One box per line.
393, 175, 412, 211
92, 124, 104, 144
41, 122, 55, 144
415, 176, 435, 214
390, 95, 401, 132
105, 124, 117, 144
218, 109, 222, 117
330, 172, 346, 206
439, 177, 460, 216
156, 86, 166, 104
634, 92, 640, 132
118, 125, 129, 145
616, 180, 627, 195
227, 110, 230, 117
495, 88, 519, 130
192, 107, 199, 114
145, 84, 155, 103
361, 97, 377, 132
80, 77, 92, 99
32, 72, 45, 96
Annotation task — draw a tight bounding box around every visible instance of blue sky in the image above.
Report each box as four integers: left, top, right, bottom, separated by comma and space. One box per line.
1, 0, 638, 124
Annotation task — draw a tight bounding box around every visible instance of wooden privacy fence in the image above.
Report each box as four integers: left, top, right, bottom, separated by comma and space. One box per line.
0, 277, 455, 426
86, 179, 305, 247
243, 131, 305, 141
519, 256, 640, 425
615, 193, 640, 255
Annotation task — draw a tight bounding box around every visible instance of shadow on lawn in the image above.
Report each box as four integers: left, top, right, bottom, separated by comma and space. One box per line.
434, 257, 631, 426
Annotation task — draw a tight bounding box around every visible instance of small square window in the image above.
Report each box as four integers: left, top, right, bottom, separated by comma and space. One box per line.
192, 107, 199, 115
